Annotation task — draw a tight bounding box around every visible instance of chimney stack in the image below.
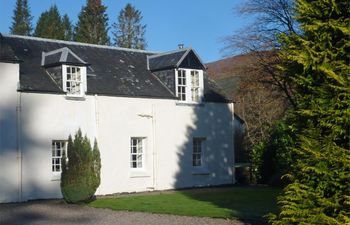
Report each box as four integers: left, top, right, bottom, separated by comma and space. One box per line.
178, 44, 184, 49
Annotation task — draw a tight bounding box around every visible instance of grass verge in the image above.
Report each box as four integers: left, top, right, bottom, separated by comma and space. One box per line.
89, 186, 281, 220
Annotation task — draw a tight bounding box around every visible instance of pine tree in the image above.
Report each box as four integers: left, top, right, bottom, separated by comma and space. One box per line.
34, 5, 65, 40
269, 0, 350, 224
74, 0, 110, 45
61, 129, 101, 203
112, 3, 147, 49
62, 14, 73, 41
9, 0, 33, 35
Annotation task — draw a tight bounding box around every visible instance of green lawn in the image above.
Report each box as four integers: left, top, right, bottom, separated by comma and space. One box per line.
89, 186, 281, 220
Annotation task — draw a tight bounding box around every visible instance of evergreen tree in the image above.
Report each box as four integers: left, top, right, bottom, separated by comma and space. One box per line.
112, 3, 147, 49
74, 0, 110, 45
62, 14, 74, 41
270, 0, 350, 224
34, 5, 65, 40
61, 129, 101, 203
10, 0, 33, 35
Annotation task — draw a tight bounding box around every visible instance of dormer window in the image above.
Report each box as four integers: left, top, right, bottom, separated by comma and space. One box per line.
62, 65, 87, 97
176, 68, 203, 103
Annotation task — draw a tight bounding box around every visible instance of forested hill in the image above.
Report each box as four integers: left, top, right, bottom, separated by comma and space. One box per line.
206, 54, 254, 102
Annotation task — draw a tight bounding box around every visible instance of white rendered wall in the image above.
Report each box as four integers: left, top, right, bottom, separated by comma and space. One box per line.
0, 62, 20, 202
1, 83, 234, 202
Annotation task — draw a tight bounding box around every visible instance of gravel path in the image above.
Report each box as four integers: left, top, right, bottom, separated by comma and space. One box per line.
0, 200, 264, 225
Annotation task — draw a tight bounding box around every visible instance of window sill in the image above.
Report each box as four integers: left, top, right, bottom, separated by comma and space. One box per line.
129, 170, 150, 178
176, 101, 204, 107
65, 95, 86, 101
192, 167, 210, 175
51, 174, 61, 181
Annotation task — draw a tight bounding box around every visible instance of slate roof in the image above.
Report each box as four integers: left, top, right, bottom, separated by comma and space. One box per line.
148, 48, 206, 71
0, 34, 230, 102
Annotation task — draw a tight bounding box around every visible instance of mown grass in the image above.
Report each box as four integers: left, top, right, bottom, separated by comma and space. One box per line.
89, 186, 281, 220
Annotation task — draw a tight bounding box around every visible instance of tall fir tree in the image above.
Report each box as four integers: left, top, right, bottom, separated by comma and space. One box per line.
9, 0, 33, 35
269, 0, 350, 224
62, 14, 74, 41
112, 3, 147, 49
74, 0, 110, 45
34, 5, 65, 40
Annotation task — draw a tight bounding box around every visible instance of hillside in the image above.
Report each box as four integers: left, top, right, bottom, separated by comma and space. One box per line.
206, 54, 254, 101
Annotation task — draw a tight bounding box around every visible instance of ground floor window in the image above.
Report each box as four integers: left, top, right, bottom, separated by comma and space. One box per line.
193, 138, 205, 167
130, 137, 145, 169
52, 140, 67, 173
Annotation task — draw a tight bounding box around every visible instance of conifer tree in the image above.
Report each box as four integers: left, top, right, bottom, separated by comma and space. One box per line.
74, 0, 110, 45
34, 5, 65, 40
10, 0, 33, 35
112, 3, 147, 49
270, 0, 350, 224
61, 129, 101, 203
62, 14, 74, 41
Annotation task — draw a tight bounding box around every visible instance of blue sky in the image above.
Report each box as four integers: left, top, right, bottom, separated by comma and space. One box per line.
0, 0, 248, 63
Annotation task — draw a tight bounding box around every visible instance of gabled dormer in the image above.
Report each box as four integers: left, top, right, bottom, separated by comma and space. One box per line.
42, 47, 89, 98
148, 48, 206, 103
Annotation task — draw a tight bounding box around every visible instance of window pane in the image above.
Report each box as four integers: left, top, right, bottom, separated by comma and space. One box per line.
132, 154, 137, 161
67, 67, 71, 73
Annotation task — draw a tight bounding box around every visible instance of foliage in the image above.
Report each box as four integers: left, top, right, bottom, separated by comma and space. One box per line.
10, 0, 33, 35
112, 3, 147, 49
269, 0, 350, 224
74, 0, 110, 45
225, 0, 299, 108
61, 129, 101, 203
62, 14, 74, 41
34, 5, 65, 40
251, 120, 295, 185
90, 187, 281, 220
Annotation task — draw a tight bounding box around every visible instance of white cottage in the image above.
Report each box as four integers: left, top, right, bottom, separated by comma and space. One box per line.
0, 34, 235, 203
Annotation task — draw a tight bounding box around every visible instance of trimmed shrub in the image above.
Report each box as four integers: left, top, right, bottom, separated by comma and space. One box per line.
61, 129, 101, 203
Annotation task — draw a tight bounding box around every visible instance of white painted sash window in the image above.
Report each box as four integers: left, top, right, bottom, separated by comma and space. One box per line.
177, 69, 187, 101
192, 138, 204, 167
191, 70, 200, 102
130, 138, 145, 169
52, 140, 67, 174
62, 65, 87, 97
176, 69, 203, 103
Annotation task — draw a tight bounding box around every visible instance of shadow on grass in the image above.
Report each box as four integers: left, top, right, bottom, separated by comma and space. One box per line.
178, 186, 281, 224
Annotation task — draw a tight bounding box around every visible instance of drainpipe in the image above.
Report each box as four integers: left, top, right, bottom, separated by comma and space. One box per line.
94, 94, 99, 140
151, 104, 157, 190
16, 91, 22, 202
230, 102, 235, 184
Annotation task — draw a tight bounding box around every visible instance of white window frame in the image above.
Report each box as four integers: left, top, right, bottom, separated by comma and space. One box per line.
130, 137, 146, 170
175, 68, 204, 103
192, 137, 205, 167
62, 65, 87, 97
52, 140, 68, 177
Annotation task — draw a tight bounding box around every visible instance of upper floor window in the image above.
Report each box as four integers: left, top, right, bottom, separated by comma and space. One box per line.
62, 65, 86, 97
176, 69, 203, 103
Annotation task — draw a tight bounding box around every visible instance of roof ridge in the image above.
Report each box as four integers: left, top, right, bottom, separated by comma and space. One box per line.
2, 34, 160, 54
